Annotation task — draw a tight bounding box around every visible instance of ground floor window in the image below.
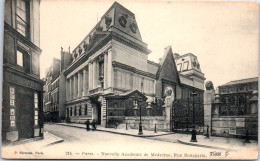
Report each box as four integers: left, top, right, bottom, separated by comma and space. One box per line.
79, 106, 82, 116
84, 105, 88, 115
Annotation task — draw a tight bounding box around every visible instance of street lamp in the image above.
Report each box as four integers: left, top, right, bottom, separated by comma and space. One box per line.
138, 82, 144, 135
190, 91, 197, 142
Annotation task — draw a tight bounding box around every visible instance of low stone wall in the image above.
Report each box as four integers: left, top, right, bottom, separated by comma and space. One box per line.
124, 116, 169, 131
212, 116, 258, 138
69, 116, 92, 124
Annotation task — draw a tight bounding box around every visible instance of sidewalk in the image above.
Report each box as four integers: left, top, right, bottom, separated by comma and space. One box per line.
57, 122, 174, 137
177, 134, 258, 151
57, 122, 258, 151
2, 131, 64, 149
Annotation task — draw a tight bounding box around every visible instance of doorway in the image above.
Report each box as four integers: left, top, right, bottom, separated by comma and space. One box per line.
17, 88, 34, 139
96, 103, 101, 125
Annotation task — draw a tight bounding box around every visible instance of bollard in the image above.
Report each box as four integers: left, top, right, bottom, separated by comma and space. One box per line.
244, 129, 250, 143
205, 125, 210, 139
154, 123, 157, 133
126, 123, 128, 130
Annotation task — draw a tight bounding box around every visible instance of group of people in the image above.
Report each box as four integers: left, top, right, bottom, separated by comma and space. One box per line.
85, 119, 97, 131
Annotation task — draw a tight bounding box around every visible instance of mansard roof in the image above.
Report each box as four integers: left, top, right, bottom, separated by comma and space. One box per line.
71, 1, 149, 57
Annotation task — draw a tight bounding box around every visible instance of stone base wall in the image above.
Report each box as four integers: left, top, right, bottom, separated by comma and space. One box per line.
124, 116, 169, 131
70, 116, 93, 124
212, 117, 258, 138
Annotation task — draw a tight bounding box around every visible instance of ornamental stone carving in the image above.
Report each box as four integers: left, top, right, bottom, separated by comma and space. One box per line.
205, 81, 214, 90
96, 25, 103, 31
129, 22, 137, 33
83, 41, 88, 52
78, 46, 82, 55
73, 51, 78, 59
118, 14, 128, 28
105, 15, 112, 28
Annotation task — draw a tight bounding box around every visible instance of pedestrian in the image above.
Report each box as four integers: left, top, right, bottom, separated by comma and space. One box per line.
85, 119, 90, 131
91, 120, 96, 131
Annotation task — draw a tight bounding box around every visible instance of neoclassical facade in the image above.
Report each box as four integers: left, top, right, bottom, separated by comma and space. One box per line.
62, 2, 205, 131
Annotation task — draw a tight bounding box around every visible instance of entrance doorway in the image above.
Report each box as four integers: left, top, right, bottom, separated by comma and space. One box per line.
17, 89, 34, 139
96, 103, 101, 125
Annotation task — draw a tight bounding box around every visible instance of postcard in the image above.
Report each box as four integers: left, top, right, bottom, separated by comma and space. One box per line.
1, 0, 258, 159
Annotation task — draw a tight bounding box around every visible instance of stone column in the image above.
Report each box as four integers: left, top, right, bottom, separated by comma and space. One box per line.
73, 75, 77, 99
89, 62, 93, 90
203, 81, 215, 136
70, 78, 73, 100
249, 90, 258, 116
93, 60, 97, 89
78, 72, 82, 98
66, 79, 69, 101
83, 67, 87, 96
104, 52, 108, 89
107, 48, 112, 88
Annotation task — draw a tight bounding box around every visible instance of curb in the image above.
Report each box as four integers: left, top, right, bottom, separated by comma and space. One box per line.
56, 123, 174, 138
41, 131, 65, 148
177, 139, 235, 151
43, 139, 64, 148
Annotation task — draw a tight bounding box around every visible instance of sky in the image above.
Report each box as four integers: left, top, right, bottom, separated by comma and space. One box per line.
40, 0, 259, 88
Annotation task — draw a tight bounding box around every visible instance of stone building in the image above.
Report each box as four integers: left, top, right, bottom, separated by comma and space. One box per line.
2, 0, 44, 141
61, 2, 205, 131
43, 58, 61, 122
204, 77, 258, 138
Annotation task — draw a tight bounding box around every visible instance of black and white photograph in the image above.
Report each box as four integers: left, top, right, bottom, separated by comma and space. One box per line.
1, 0, 259, 159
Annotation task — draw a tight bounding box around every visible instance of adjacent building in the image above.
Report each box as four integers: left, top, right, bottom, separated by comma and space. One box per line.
60, 2, 205, 132
2, 0, 44, 141
43, 58, 61, 122
212, 77, 258, 138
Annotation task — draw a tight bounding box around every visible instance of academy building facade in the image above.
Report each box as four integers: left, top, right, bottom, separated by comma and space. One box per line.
59, 2, 205, 131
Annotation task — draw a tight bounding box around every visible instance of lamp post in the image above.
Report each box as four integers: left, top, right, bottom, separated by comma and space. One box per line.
190, 91, 197, 142
138, 82, 144, 135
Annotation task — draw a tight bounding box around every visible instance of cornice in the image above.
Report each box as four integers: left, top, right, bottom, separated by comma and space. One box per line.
112, 61, 156, 79
4, 22, 42, 54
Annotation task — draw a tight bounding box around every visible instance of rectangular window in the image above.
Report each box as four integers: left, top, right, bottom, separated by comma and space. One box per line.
17, 47, 30, 72
84, 105, 88, 115
183, 61, 189, 71
17, 50, 23, 67
16, 0, 29, 37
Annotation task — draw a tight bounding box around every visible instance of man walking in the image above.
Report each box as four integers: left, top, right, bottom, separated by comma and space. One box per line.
85, 119, 90, 131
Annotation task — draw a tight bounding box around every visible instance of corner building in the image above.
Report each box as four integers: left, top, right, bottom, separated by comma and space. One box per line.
2, 0, 44, 141
63, 2, 205, 131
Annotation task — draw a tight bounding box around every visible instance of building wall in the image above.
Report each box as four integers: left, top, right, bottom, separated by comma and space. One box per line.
205, 79, 258, 138
3, 0, 43, 142
113, 41, 148, 72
